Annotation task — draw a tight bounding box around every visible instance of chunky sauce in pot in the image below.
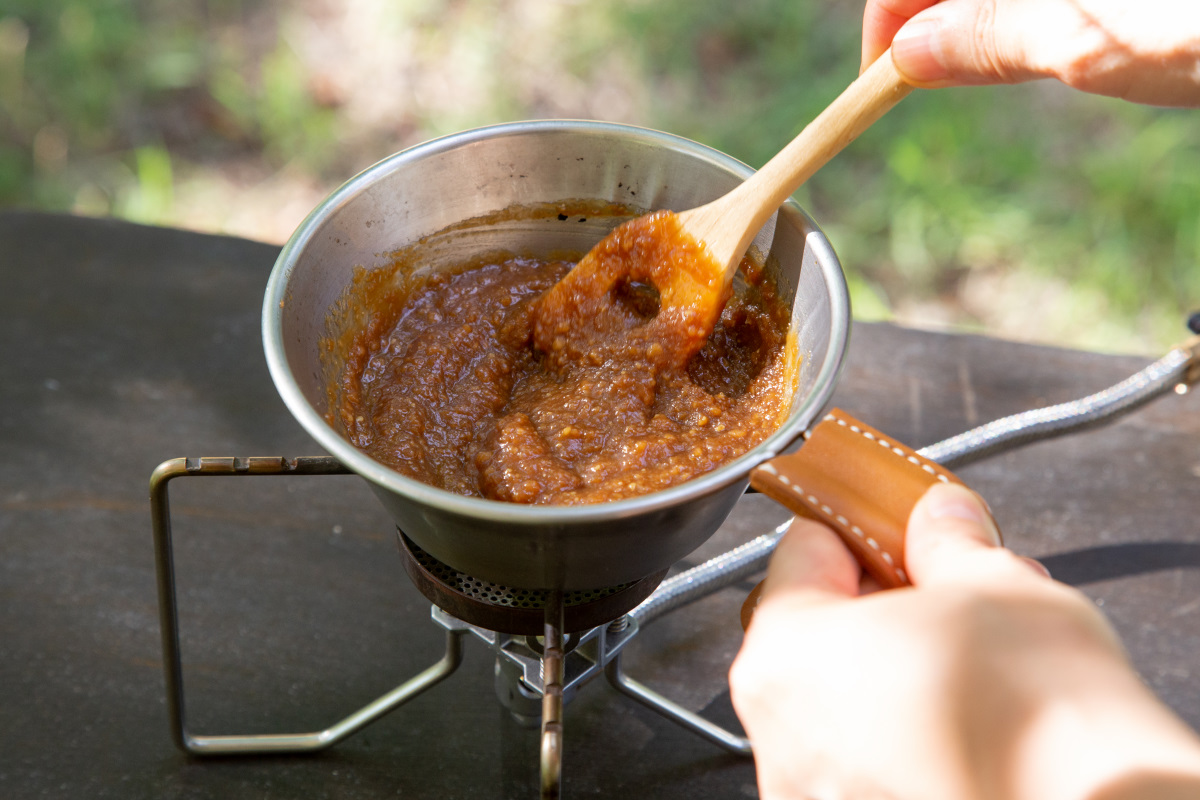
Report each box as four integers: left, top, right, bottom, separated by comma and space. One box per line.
328, 210, 795, 505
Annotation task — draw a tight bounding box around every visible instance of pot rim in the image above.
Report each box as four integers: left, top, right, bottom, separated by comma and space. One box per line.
262, 119, 850, 525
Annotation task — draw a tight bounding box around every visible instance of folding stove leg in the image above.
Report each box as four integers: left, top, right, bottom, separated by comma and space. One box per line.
540, 591, 565, 800
149, 456, 466, 755
604, 651, 751, 756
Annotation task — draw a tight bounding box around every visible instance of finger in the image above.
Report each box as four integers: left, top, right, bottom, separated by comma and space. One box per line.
889, 0, 1049, 87
904, 482, 1006, 585
861, 0, 943, 71
759, 516, 862, 607
859, 572, 884, 595
1020, 555, 1053, 579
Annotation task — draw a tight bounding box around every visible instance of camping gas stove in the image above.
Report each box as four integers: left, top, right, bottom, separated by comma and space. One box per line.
151, 456, 772, 798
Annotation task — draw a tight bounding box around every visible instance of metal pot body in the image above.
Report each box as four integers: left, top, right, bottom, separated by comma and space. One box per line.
263, 121, 850, 590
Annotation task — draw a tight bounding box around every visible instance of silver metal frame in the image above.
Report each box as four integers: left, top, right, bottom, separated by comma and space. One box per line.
148, 455, 757, 797
150, 456, 470, 756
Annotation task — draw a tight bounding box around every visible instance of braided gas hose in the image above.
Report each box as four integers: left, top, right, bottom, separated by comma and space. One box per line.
629, 517, 792, 626
630, 333, 1200, 627
921, 336, 1200, 469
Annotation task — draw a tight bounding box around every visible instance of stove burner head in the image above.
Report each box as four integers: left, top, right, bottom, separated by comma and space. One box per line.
397, 531, 666, 635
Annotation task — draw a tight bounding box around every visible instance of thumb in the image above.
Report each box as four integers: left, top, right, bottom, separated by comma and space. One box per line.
904, 482, 1007, 585
889, 0, 1046, 88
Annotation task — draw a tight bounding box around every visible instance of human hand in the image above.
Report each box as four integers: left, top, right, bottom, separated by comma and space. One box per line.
729, 482, 1200, 800
862, 0, 1200, 106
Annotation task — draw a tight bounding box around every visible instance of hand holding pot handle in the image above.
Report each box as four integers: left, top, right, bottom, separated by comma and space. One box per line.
731, 480, 1200, 800
749, 409, 971, 593
735, 412, 1200, 798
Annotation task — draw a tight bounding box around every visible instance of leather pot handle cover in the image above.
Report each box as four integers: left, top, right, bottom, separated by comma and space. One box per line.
743, 409, 983, 626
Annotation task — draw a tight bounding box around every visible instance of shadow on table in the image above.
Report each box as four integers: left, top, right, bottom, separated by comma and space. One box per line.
1041, 542, 1200, 586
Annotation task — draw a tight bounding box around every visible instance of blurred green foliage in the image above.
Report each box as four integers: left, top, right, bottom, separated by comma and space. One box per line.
0, 0, 338, 222
2, 0, 1197, 353
595, 0, 1200, 351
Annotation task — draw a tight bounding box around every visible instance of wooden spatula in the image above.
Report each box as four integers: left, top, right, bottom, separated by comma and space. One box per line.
534, 50, 911, 368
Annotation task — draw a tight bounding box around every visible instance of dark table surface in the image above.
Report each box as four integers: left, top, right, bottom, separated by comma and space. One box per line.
3, 209, 1199, 799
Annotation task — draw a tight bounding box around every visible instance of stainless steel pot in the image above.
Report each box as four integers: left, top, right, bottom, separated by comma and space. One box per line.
263, 120, 850, 590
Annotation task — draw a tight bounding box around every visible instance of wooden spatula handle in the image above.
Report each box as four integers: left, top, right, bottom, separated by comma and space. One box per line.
754, 47, 912, 209
682, 48, 913, 280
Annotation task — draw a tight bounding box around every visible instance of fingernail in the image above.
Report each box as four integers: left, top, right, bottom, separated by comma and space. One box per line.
1020, 556, 1052, 579
925, 485, 1003, 547
891, 17, 950, 84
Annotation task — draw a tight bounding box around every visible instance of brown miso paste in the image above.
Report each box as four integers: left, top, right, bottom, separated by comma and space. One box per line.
329, 212, 795, 505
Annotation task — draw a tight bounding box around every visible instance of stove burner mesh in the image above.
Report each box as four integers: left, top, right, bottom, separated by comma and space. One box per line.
408, 541, 634, 609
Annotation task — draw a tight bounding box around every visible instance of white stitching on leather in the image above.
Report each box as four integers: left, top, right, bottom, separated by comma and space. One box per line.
779, 411, 960, 585
757, 471, 900, 581
832, 413, 954, 484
